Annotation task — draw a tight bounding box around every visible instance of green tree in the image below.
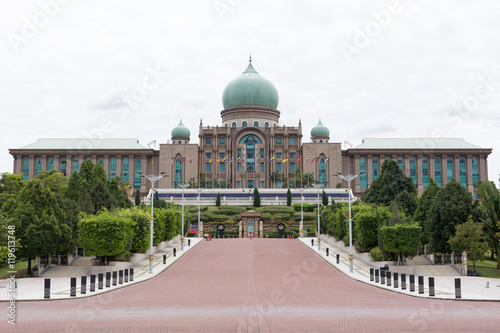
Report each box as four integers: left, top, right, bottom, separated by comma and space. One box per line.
287, 188, 292, 206
294, 169, 316, 188
355, 205, 391, 251
253, 188, 261, 207
413, 178, 441, 244
6, 179, 71, 274
216, 192, 221, 207
380, 223, 422, 265
0, 173, 25, 208
65, 171, 81, 202
363, 159, 417, 216
92, 180, 117, 212
119, 208, 149, 253
34, 169, 68, 198
109, 177, 133, 209
477, 180, 500, 268
269, 172, 283, 188
135, 189, 141, 206
429, 179, 473, 253
78, 210, 134, 265
322, 189, 328, 206
448, 218, 489, 271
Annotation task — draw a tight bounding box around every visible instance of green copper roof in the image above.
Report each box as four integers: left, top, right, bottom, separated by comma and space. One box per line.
171, 120, 190, 139
222, 59, 279, 110
18, 138, 148, 150
311, 119, 330, 137
352, 138, 483, 149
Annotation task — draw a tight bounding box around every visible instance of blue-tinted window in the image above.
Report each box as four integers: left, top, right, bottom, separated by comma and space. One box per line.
372, 157, 379, 181
253, 121, 259, 127
434, 157, 441, 186
48, 158, 54, 171
260, 181, 265, 187
98, 158, 104, 168
122, 158, 129, 182
237, 181, 241, 188
397, 157, 404, 171
60, 158, 67, 176
242, 121, 247, 127
260, 148, 265, 159
219, 137, 225, 145
175, 158, 182, 186
35, 158, 42, 176
360, 157, 367, 189
290, 162, 295, 173
447, 157, 454, 182
472, 158, 479, 187
232, 122, 236, 128
260, 162, 264, 173
134, 158, 141, 188
410, 157, 417, 186
276, 137, 282, 144
237, 148, 241, 159
422, 157, 429, 188
73, 157, 79, 173
205, 137, 212, 145
247, 180, 254, 188
237, 162, 241, 172
110, 158, 117, 179
289, 137, 296, 145
319, 158, 326, 183
265, 122, 269, 128
459, 157, 466, 187
219, 153, 225, 173
22, 158, 29, 180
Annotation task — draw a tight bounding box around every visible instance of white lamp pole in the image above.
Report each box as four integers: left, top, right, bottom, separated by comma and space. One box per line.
138, 172, 166, 274
336, 172, 363, 273
177, 183, 190, 250
196, 188, 203, 239
298, 188, 304, 239
311, 183, 325, 251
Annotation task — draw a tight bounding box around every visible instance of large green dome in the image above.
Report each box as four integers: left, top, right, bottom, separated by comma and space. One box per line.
222, 59, 279, 110
311, 119, 330, 138
171, 120, 190, 138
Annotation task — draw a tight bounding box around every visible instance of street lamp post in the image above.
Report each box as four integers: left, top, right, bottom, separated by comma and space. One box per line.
196, 188, 203, 239
336, 172, 363, 273
311, 183, 325, 251
177, 183, 190, 250
298, 188, 304, 239
138, 172, 166, 274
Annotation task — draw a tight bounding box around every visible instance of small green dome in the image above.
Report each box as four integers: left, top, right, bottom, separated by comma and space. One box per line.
311, 119, 330, 138
171, 120, 190, 138
222, 59, 279, 110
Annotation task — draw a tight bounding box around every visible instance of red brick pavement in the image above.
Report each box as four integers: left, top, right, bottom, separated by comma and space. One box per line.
3, 239, 500, 332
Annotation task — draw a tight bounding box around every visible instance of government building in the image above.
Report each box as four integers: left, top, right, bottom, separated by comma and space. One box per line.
9, 58, 492, 198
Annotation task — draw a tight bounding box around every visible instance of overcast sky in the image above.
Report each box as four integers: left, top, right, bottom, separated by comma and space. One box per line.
2, 0, 500, 185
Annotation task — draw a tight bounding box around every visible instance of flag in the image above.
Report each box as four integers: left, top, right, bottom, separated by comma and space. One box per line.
325, 158, 329, 162
282, 158, 288, 163
339, 158, 342, 163
297, 157, 302, 162
197, 157, 200, 164
209, 158, 213, 163
305, 157, 309, 163
215, 158, 219, 163
190, 157, 193, 163
269, 156, 275, 162
311, 158, 315, 163
229, 158, 234, 163
182, 157, 187, 162
222, 156, 227, 162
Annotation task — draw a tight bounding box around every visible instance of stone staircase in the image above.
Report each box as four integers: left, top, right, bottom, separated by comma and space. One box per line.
408, 255, 461, 276
41, 256, 95, 278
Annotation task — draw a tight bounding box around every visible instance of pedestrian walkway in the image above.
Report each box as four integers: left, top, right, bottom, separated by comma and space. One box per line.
301, 237, 500, 301
0, 237, 202, 301
41, 257, 94, 278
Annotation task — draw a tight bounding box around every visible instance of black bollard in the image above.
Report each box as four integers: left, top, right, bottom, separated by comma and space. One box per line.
44, 278, 51, 299
401, 273, 406, 290
410, 275, 415, 292
90, 275, 96, 292
455, 278, 461, 299
370, 268, 374, 282
106, 272, 111, 288
174, 248, 177, 257
326, 248, 329, 256
112, 271, 117, 286
381, 269, 386, 285
429, 277, 435, 297
70, 277, 76, 297
130, 268, 134, 282
336, 254, 340, 264
124, 269, 128, 283
394, 272, 399, 288
418, 276, 424, 294
311, 239, 314, 246
81, 276, 87, 294
188, 239, 191, 246
98, 273, 104, 290
119, 270, 123, 284
386, 271, 391, 287
375, 269, 380, 283
163, 254, 166, 264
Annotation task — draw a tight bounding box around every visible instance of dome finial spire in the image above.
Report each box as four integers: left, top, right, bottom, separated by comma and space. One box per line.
249, 52, 252, 63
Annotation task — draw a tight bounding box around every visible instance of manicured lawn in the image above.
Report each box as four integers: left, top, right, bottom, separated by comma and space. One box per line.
0, 260, 33, 279
472, 259, 500, 279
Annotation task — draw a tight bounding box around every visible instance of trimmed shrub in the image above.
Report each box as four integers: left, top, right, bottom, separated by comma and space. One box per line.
370, 247, 385, 261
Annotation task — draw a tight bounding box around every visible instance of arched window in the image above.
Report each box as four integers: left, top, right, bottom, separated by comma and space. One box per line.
410, 157, 417, 186
122, 158, 129, 182
22, 158, 29, 180
134, 157, 142, 188
265, 122, 269, 128
319, 158, 326, 183
98, 158, 104, 168
109, 158, 117, 179
73, 157, 79, 173
232, 122, 237, 128
35, 158, 42, 176
319, 140, 323, 143
360, 157, 367, 189
175, 158, 183, 186
178, 140, 181, 144
48, 158, 54, 171
397, 157, 404, 171
239, 134, 262, 144
459, 157, 466, 187
472, 157, 479, 187
60, 158, 67, 176
434, 157, 442, 186
447, 157, 454, 182
422, 157, 429, 188
253, 121, 259, 127
242, 121, 247, 127
372, 157, 379, 181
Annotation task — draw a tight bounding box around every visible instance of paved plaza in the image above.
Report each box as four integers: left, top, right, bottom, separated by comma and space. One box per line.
2, 238, 500, 332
